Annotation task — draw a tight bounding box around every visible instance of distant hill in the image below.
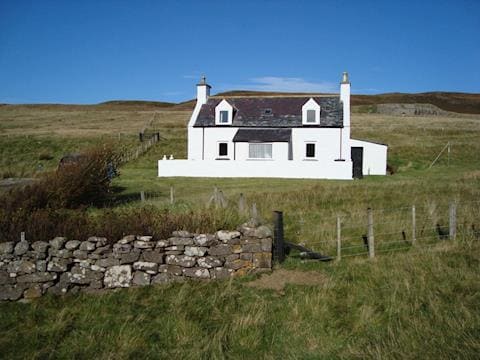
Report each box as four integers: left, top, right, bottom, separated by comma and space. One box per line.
212, 91, 480, 114
3, 91, 479, 114
352, 92, 480, 114
98, 100, 175, 108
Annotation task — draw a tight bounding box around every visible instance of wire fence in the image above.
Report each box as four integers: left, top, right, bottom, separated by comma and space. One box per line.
285, 200, 480, 261
118, 112, 163, 164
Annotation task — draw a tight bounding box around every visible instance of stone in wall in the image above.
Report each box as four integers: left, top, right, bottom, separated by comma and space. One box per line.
104, 265, 132, 288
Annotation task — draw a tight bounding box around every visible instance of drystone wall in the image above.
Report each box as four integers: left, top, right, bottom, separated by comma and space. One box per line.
0, 222, 273, 301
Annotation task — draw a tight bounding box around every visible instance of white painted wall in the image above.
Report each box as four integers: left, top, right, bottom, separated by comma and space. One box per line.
350, 139, 388, 175
190, 127, 344, 163
159, 159, 353, 179
202, 127, 238, 160
187, 126, 203, 160
291, 128, 343, 161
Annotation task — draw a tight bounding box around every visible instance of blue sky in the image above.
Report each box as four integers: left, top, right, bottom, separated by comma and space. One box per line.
0, 0, 479, 104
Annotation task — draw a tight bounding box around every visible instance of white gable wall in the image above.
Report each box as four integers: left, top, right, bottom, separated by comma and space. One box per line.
187, 103, 204, 160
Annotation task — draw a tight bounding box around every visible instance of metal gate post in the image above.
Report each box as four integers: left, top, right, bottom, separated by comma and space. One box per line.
273, 211, 285, 263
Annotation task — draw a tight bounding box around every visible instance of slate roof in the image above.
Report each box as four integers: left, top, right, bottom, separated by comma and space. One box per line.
194, 96, 343, 128
232, 128, 291, 143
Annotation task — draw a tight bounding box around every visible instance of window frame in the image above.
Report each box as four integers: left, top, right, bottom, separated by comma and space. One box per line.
219, 111, 229, 124
305, 142, 316, 159
218, 142, 228, 157
248, 143, 273, 160
306, 109, 316, 123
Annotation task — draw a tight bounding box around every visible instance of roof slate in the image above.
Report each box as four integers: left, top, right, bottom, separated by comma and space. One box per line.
232, 128, 292, 143
194, 96, 343, 128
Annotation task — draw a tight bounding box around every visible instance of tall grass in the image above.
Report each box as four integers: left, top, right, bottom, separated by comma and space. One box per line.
0, 239, 478, 359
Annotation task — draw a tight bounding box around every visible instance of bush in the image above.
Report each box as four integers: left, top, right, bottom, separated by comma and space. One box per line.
0, 144, 242, 242
1, 144, 120, 212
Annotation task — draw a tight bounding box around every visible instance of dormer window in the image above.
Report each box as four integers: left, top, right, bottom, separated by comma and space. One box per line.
215, 99, 233, 125
219, 111, 229, 123
302, 98, 321, 125
263, 108, 273, 116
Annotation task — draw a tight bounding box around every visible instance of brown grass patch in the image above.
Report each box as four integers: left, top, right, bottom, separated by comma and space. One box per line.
246, 269, 328, 291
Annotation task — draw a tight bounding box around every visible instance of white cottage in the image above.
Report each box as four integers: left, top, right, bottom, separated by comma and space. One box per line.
158, 73, 387, 179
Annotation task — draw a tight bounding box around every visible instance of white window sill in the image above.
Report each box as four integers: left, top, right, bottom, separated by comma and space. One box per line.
303, 158, 318, 161
215, 157, 230, 160
246, 158, 274, 161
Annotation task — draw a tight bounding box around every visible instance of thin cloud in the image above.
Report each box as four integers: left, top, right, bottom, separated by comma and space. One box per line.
244, 76, 338, 93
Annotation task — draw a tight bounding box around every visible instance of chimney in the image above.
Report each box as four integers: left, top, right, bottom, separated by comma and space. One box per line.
340, 72, 350, 127
196, 75, 211, 105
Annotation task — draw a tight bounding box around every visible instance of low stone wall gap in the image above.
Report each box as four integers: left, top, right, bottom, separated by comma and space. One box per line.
0, 222, 272, 301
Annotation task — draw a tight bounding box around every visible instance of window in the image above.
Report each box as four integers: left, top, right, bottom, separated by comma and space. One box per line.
249, 143, 272, 159
306, 109, 316, 123
306, 143, 316, 158
263, 108, 273, 116
218, 142, 228, 156
219, 110, 229, 123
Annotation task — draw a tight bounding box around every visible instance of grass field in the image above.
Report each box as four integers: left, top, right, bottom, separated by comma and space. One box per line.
0, 101, 479, 358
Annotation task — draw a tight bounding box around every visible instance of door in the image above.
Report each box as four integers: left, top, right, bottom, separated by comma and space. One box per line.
351, 147, 364, 179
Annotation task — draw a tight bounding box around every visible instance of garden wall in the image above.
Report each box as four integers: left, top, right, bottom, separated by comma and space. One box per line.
0, 221, 273, 301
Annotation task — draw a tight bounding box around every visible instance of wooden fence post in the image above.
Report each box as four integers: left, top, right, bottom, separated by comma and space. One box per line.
20, 232, 25, 242
140, 191, 145, 202
336, 216, 341, 261
449, 202, 457, 241
412, 205, 416, 245
251, 203, 258, 221
273, 211, 285, 263
170, 186, 175, 204
367, 208, 375, 258
238, 193, 246, 214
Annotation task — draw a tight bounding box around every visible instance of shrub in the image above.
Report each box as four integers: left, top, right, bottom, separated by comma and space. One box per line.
1, 144, 120, 212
